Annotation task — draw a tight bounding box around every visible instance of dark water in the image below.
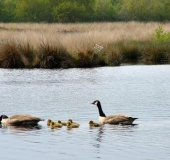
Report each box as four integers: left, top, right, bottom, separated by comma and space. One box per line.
0, 65, 170, 160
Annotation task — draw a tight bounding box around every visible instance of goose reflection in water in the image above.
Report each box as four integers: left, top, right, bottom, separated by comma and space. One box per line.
90, 126, 104, 149
92, 124, 138, 149
0, 124, 42, 131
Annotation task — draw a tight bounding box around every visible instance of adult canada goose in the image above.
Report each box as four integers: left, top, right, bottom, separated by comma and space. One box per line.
91, 100, 138, 125
89, 120, 101, 127
0, 114, 44, 126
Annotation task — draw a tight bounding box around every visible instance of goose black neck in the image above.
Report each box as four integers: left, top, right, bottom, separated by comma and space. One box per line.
97, 102, 106, 117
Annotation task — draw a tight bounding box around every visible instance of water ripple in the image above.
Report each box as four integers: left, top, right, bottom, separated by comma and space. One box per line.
0, 66, 170, 159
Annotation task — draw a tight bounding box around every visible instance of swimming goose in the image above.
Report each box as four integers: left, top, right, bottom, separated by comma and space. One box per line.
91, 100, 138, 125
0, 114, 44, 126
89, 120, 101, 127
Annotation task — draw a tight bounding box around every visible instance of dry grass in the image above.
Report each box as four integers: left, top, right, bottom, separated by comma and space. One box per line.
0, 22, 170, 68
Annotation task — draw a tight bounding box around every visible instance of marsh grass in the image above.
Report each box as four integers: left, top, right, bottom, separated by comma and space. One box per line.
0, 41, 25, 68
0, 22, 170, 68
33, 41, 71, 68
141, 42, 170, 64
116, 41, 140, 62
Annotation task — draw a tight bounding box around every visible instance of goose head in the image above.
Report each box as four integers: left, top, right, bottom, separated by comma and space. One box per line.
91, 100, 100, 106
0, 115, 8, 122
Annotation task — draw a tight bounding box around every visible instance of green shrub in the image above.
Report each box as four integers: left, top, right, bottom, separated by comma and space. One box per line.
153, 26, 170, 42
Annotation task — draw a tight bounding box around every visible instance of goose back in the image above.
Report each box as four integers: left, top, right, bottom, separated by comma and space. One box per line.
104, 114, 138, 125
2, 114, 44, 125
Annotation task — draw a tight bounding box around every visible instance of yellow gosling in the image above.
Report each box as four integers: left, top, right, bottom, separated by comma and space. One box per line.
58, 120, 67, 126
50, 121, 62, 128
54, 122, 62, 128
68, 119, 80, 127
50, 121, 55, 127
67, 121, 79, 129
66, 121, 72, 129
47, 119, 52, 126
89, 120, 101, 127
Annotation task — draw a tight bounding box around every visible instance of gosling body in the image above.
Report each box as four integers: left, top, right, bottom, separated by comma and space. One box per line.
50, 121, 62, 128
68, 119, 80, 127
67, 121, 79, 129
91, 100, 138, 125
58, 120, 67, 126
89, 120, 101, 127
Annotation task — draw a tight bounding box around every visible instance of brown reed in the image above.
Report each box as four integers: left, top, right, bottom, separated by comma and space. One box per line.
0, 22, 170, 68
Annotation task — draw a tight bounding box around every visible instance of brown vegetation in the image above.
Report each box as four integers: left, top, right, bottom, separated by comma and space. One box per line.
0, 22, 170, 68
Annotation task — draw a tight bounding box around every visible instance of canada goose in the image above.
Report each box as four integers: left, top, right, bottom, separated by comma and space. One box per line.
91, 100, 138, 125
67, 121, 79, 128
58, 120, 67, 126
89, 120, 101, 127
68, 119, 80, 127
0, 114, 44, 126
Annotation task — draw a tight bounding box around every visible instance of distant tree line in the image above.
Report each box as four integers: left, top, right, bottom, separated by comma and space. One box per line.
0, 0, 170, 22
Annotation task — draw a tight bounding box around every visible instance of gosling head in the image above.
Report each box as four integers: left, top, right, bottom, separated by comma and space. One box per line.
68, 119, 73, 123
89, 120, 94, 125
47, 119, 52, 123
47, 119, 52, 126
58, 120, 62, 124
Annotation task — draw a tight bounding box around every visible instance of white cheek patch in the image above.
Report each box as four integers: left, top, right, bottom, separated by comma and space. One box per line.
94, 101, 98, 105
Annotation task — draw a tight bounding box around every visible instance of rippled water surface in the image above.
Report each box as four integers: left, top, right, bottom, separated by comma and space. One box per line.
1, 65, 170, 160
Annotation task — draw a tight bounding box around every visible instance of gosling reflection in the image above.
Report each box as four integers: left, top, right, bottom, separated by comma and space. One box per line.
96, 126, 104, 143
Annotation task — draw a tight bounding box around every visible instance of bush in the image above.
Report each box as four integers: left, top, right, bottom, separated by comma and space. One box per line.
153, 26, 170, 42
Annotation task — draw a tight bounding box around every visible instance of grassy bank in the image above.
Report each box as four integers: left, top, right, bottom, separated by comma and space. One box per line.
0, 22, 170, 68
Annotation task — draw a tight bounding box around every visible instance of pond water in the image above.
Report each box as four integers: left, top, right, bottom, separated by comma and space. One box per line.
0, 65, 170, 160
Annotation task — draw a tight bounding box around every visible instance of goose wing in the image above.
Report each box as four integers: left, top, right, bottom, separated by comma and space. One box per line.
104, 114, 136, 124
9, 114, 44, 125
